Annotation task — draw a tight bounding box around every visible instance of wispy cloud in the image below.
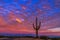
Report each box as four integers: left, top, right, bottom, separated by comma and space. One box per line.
48, 27, 60, 32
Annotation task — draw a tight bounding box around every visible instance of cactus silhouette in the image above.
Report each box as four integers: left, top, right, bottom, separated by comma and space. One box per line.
33, 17, 41, 38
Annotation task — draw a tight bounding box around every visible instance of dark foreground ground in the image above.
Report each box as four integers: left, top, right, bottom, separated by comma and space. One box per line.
0, 36, 60, 40
0, 38, 50, 40
0, 38, 60, 40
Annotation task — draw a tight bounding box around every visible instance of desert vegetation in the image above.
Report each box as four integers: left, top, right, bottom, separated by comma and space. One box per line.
0, 36, 60, 40
32, 17, 41, 38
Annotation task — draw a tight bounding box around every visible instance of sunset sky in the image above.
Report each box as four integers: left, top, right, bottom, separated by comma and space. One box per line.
0, 0, 60, 36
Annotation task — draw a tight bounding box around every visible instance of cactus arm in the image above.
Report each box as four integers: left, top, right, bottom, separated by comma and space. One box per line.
33, 23, 36, 29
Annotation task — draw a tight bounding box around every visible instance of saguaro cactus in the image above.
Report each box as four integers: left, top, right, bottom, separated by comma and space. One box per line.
33, 17, 41, 38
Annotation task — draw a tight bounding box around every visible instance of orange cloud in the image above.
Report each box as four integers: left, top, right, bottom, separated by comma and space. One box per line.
16, 18, 23, 24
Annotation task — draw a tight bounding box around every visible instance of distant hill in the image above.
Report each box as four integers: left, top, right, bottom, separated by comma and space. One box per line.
0, 33, 60, 38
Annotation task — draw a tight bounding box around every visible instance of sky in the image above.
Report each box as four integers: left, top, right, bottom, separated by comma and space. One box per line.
0, 0, 60, 36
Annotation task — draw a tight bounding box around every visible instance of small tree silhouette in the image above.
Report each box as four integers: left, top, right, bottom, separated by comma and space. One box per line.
33, 17, 41, 38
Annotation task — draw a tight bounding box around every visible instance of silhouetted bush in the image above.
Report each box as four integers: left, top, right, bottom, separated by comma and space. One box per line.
40, 36, 49, 40
51, 38, 60, 40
